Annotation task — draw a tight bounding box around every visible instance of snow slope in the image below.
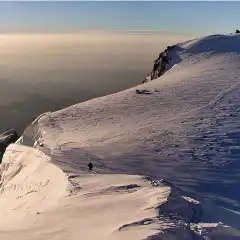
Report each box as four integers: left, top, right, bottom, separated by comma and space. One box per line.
1, 33, 240, 239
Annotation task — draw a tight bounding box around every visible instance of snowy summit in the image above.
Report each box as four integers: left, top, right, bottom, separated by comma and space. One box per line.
1, 34, 240, 240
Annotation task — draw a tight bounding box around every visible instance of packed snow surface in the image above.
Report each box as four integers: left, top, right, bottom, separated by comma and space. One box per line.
1, 34, 240, 239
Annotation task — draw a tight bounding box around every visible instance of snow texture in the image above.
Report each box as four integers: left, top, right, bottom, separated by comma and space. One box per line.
1, 33, 240, 239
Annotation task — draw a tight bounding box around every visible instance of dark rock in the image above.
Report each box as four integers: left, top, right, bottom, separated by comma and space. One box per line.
136, 89, 152, 94
0, 129, 19, 162
166, 45, 176, 52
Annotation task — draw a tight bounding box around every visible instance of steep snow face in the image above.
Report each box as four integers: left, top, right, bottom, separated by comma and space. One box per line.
17, 112, 50, 147
1, 34, 240, 239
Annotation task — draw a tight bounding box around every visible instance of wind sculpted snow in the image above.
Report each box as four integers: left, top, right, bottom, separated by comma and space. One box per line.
1, 33, 240, 239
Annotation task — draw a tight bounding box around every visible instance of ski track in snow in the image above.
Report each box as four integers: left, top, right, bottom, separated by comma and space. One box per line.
208, 80, 240, 108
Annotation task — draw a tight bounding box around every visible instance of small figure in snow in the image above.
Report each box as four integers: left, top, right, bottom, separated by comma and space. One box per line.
88, 162, 93, 171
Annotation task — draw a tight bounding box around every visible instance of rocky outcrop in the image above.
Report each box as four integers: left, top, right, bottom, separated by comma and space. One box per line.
143, 44, 175, 84
0, 129, 19, 162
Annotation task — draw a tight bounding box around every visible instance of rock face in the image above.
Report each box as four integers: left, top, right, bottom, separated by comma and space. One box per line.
143, 44, 175, 83
0, 129, 19, 162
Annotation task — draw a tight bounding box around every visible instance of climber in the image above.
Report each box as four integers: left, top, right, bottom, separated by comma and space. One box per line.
88, 162, 93, 171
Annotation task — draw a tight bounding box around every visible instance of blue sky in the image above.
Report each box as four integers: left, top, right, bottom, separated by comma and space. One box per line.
0, 1, 239, 35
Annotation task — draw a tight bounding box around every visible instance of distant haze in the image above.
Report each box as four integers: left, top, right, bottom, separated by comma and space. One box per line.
2, 0, 235, 134
0, 31, 191, 134
0, 31, 191, 71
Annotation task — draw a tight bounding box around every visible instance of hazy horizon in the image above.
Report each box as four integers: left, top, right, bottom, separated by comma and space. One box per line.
0, 1, 238, 133
0, 30, 192, 134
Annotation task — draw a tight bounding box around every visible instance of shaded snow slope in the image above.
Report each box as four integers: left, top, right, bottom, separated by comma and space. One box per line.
1, 34, 240, 239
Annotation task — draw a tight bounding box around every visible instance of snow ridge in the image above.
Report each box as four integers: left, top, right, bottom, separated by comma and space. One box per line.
1, 33, 240, 239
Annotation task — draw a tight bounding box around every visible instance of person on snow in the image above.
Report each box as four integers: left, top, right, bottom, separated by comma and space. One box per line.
88, 162, 93, 171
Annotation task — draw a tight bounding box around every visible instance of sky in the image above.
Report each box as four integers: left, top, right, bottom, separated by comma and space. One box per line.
0, 1, 239, 134
0, 1, 239, 35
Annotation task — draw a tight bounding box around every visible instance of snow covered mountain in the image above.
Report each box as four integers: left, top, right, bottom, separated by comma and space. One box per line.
0, 34, 240, 240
